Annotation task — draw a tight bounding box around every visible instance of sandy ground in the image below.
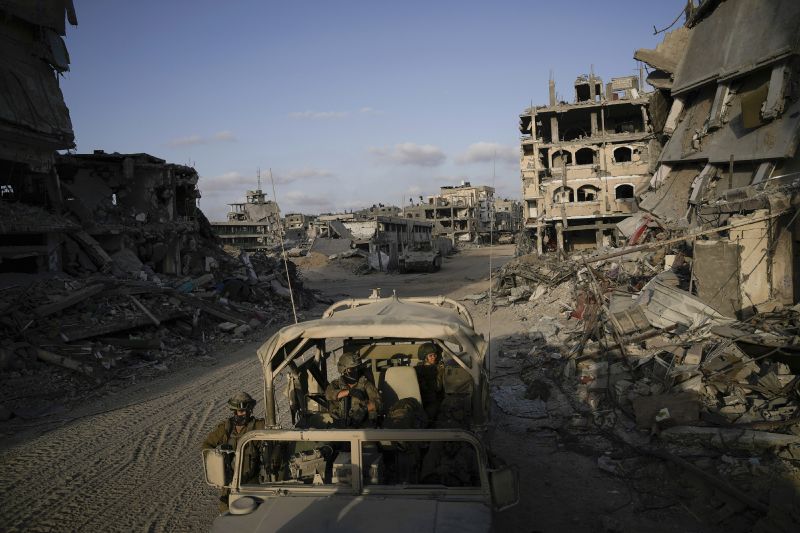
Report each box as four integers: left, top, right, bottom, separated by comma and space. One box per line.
0, 245, 703, 532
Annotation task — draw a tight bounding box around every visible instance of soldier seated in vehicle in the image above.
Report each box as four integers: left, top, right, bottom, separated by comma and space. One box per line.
415, 343, 445, 422
325, 351, 382, 428
202, 392, 265, 512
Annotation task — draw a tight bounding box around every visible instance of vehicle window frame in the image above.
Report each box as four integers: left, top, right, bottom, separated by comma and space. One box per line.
233, 430, 490, 499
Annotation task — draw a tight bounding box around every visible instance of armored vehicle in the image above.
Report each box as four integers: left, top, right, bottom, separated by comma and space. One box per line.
203, 292, 518, 531
398, 242, 442, 273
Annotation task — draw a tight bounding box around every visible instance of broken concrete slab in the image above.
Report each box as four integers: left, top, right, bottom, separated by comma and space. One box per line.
660, 426, 800, 453
636, 278, 731, 330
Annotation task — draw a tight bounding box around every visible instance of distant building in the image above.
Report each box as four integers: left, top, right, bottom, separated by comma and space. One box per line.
210, 189, 282, 251
494, 198, 523, 235
283, 212, 315, 242
519, 73, 654, 252
404, 182, 495, 243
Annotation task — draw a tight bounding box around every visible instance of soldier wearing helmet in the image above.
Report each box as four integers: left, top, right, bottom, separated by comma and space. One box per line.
415, 343, 444, 421
202, 392, 265, 511
325, 351, 382, 427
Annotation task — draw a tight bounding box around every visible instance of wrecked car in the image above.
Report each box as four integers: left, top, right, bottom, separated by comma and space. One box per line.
202, 292, 518, 531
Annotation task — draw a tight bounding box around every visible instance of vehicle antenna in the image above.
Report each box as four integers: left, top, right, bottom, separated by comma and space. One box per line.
269, 168, 298, 323
488, 151, 496, 376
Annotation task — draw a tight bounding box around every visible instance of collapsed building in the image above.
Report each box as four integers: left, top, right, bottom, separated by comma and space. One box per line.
210, 188, 283, 252
404, 182, 496, 243
494, 198, 524, 242
488, 2, 800, 528
309, 213, 439, 271
0, 2, 313, 417
632, 0, 800, 314
519, 73, 655, 253
282, 212, 316, 242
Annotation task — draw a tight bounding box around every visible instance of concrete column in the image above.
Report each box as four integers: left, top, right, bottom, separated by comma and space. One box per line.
590, 112, 598, 135
550, 116, 559, 143
595, 220, 604, 249
556, 222, 564, 252
536, 225, 543, 256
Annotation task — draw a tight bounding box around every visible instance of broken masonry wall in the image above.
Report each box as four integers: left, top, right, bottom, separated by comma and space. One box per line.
717, 209, 796, 315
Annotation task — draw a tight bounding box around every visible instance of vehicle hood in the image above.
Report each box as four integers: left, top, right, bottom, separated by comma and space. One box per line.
211, 495, 491, 533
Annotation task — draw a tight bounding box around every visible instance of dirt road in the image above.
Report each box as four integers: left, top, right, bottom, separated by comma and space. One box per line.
1, 245, 699, 532
0, 246, 514, 533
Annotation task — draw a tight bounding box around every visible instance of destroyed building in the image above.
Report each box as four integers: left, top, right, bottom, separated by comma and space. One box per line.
282, 212, 315, 243
633, 0, 800, 314
494, 198, 523, 240
0, 2, 313, 419
519, 73, 655, 253
404, 182, 495, 243
488, 3, 800, 529
210, 188, 283, 252
309, 213, 436, 271
0, 0, 77, 273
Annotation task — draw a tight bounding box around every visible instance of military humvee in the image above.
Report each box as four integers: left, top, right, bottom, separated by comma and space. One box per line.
203, 292, 518, 532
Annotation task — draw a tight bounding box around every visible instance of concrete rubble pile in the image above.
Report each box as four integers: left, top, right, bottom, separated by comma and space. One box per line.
0, 218, 314, 418
489, 1, 800, 528
0, 2, 317, 421
483, 247, 800, 530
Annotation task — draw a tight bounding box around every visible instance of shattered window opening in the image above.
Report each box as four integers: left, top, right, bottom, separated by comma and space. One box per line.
615, 184, 634, 200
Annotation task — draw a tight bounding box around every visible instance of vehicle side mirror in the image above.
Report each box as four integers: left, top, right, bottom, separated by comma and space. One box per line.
203, 448, 234, 488
489, 465, 519, 511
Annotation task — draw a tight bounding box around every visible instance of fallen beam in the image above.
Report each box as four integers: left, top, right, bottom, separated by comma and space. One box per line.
36, 348, 96, 378
59, 310, 189, 342
34, 283, 106, 317
171, 293, 248, 325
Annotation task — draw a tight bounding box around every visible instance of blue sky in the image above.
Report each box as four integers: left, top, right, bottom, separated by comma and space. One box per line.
61, 0, 686, 219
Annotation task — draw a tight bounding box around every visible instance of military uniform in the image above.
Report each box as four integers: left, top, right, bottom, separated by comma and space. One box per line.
202, 416, 265, 511
415, 362, 444, 420
325, 376, 382, 427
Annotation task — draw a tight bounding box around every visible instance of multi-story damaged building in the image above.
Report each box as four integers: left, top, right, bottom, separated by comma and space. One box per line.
632, 0, 800, 314
404, 182, 495, 243
494, 198, 523, 240
55, 151, 202, 274
283, 212, 315, 242
210, 189, 283, 252
519, 73, 656, 252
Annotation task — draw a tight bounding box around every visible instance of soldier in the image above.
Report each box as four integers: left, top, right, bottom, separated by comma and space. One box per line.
325, 352, 381, 428
202, 391, 265, 512
415, 343, 444, 421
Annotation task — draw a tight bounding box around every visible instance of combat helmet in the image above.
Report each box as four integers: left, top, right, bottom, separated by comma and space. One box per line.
337, 352, 362, 384
417, 342, 440, 362
228, 391, 256, 411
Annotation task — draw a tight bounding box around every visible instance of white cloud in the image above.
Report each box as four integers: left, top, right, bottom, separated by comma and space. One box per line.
282, 168, 334, 181
212, 130, 236, 142
283, 190, 334, 208
359, 107, 384, 115
289, 110, 349, 120
167, 130, 237, 148
369, 142, 446, 167
167, 135, 205, 147
197, 171, 255, 192
456, 142, 518, 165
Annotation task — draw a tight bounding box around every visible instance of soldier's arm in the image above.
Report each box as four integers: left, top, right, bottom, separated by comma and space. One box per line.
201, 421, 227, 450
325, 380, 345, 402
366, 381, 382, 413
